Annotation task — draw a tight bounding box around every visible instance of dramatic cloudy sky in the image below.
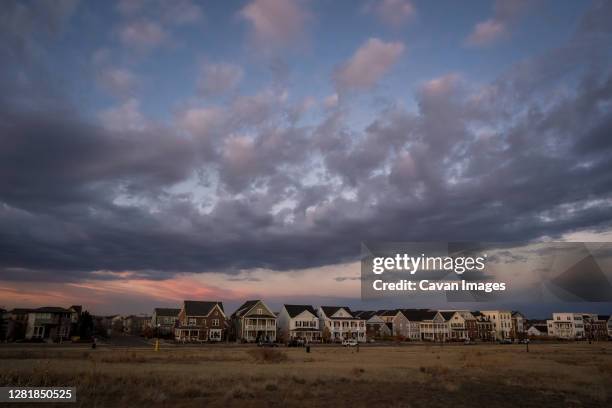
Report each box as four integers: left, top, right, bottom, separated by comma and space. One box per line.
1, 0, 612, 316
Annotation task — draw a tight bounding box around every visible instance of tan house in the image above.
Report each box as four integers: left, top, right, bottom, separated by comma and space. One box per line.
230, 300, 276, 343
175, 301, 226, 342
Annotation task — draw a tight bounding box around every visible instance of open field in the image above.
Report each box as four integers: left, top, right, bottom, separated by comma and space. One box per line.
1, 343, 611, 407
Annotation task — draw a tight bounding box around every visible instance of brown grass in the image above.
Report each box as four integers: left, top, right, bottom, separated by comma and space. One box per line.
0, 343, 611, 407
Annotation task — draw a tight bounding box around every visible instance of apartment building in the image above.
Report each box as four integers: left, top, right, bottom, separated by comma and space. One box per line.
546, 313, 585, 339
480, 310, 513, 340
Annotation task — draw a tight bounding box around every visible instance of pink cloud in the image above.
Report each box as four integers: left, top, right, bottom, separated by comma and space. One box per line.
466, 0, 529, 47
334, 38, 405, 91
370, 0, 416, 27
239, 0, 309, 49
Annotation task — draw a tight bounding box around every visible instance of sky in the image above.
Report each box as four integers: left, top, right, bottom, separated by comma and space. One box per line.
1, 0, 612, 317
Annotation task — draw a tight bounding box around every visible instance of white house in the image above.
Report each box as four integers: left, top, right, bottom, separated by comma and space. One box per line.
480, 310, 513, 340
546, 312, 585, 339
419, 311, 450, 342
317, 306, 366, 343
527, 323, 548, 337
277, 304, 321, 343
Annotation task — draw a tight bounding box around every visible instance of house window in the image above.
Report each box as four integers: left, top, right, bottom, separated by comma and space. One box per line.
212, 319, 219, 327
257, 308, 263, 315
188, 318, 196, 326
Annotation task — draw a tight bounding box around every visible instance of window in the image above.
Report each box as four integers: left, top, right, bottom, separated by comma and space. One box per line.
188, 318, 196, 326
257, 308, 263, 315
212, 319, 219, 327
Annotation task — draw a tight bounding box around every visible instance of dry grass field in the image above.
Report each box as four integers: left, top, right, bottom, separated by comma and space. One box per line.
1, 343, 611, 407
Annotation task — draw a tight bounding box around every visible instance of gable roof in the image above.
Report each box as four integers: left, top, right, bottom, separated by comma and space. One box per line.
232, 300, 274, 318
183, 301, 224, 317
353, 310, 378, 320
320, 306, 356, 319
69, 305, 82, 314
439, 311, 456, 321
33, 307, 71, 313
154, 308, 181, 317
283, 305, 317, 318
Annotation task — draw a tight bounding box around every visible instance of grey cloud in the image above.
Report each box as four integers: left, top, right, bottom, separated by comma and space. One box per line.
1, 1, 612, 284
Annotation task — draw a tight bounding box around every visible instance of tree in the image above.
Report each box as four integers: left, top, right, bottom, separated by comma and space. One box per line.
322, 326, 331, 343
77, 311, 94, 340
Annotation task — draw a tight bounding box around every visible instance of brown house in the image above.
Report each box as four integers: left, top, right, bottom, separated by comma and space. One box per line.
473, 311, 495, 341
175, 301, 226, 342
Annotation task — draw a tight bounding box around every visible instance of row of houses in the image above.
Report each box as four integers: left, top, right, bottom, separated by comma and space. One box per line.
526, 313, 612, 340
3, 303, 610, 344
149, 300, 539, 343
0, 306, 82, 342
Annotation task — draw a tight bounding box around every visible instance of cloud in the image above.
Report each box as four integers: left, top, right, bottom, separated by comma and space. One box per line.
118, 18, 168, 51
197, 62, 244, 96
95, 66, 139, 97
98, 98, 146, 131
240, 0, 309, 49
466, 0, 529, 47
334, 38, 405, 91
368, 0, 415, 27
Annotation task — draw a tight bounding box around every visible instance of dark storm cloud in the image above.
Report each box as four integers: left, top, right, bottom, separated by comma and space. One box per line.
2, 1, 612, 283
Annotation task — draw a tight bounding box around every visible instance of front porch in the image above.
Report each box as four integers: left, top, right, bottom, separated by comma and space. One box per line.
289, 329, 321, 342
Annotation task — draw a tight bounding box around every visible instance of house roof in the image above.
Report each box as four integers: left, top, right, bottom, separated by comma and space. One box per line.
183, 301, 224, 317
529, 324, 548, 332
353, 310, 378, 320
439, 311, 456, 321
400, 309, 437, 321
232, 300, 274, 318
598, 315, 610, 321
511, 311, 524, 317
378, 309, 400, 317
320, 306, 356, 319
33, 307, 71, 313
154, 308, 181, 317
283, 305, 317, 318
70, 305, 82, 314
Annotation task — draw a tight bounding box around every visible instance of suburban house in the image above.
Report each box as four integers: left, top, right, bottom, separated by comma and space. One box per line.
527, 323, 549, 337
175, 301, 226, 342
353, 311, 391, 339
277, 304, 321, 343
480, 310, 513, 340
440, 310, 478, 341
124, 315, 152, 335
317, 306, 366, 343
547, 313, 585, 339
398, 309, 432, 341
419, 311, 449, 342
472, 312, 495, 341
582, 314, 608, 340
152, 308, 181, 336
24, 307, 74, 341
511, 311, 526, 340
602, 315, 612, 338
230, 300, 276, 343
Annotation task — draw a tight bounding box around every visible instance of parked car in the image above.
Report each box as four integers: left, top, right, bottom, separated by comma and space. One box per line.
257, 341, 278, 347
342, 339, 358, 347
464, 339, 476, 345
498, 339, 512, 344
